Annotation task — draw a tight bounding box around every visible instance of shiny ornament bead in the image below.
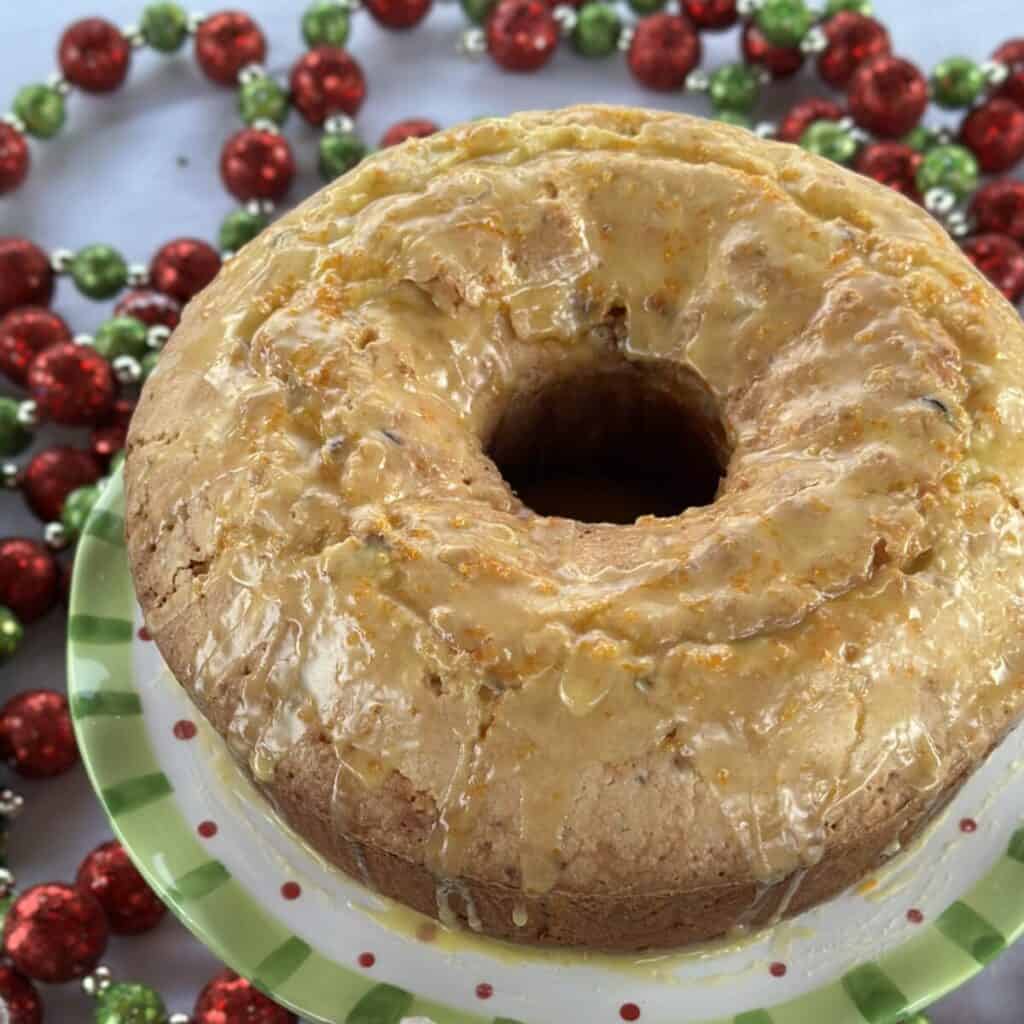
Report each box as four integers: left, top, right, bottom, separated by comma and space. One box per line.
628, 0, 667, 14
848, 55, 928, 138
12, 85, 64, 139
0, 963, 42, 1024
141, 3, 189, 52
628, 14, 701, 91
778, 97, 844, 142
3, 883, 106, 982
90, 424, 128, 467
290, 47, 367, 124
195, 11, 267, 86
902, 124, 944, 152
915, 143, 978, 201
572, 4, 622, 57
220, 129, 296, 201
0, 398, 30, 457
77, 841, 166, 935
0, 608, 23, 661
931, 55, 985, 109
825, 0, 871, 11
741, 22, 803, 78
366, 0, 432, 28
150, 238, 221, 302
71, 244, 128, 299
0, 123, 29, 195
971, 179, 1024, 243
709, 63, 760, 113
28, 342, 116, 426
193, 969, 296, 1024
817, 12, 889, 88
0, 690, 78, 779
993, 39, 1024, 109
0, 239, 54, 315
380, 118, 439, 147
487, 0, 560, 72
0, 539, 59, 623
93, 317, 149, 362
115, 289, 181, 329
59, 19, 131, 93
960, 98, 1024, 174
302, 1, 352, 46
800, 119, 858, 164
754, 0, 813, 49
683, 0, 737, 30
461, 0, 498, 23
21, 446, 102, 521
61, 484, 100, 540
95, 982, 167, 1024
219, 208, 268, 251
855, 141, 922, 200
964, 233, 1024, 303
239, 76, 289, 126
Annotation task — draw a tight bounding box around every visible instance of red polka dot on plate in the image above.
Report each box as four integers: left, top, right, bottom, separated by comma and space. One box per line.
281, 881, 301, 900
770, 962, 788, 978
197, 820, 218, 838
137, 625, 151, 641
173, 719, 197, 740
620, 1004, 641, 1022
960, 817, 978, 833
358, 952, 376, 968
907, 908, 924, 924
475, 982, 493, 1000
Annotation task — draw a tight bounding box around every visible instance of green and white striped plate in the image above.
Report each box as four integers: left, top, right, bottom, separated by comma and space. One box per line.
69, 471, 1024, 1024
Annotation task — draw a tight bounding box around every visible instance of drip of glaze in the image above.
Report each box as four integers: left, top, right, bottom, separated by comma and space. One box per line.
349, 838, 373, 888
767, 868, 808, 926
512, 900, 529, 928
435, 880, 459, 929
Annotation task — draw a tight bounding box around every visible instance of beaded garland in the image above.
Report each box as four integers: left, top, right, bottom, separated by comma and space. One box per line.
1, 0, 1023, 1019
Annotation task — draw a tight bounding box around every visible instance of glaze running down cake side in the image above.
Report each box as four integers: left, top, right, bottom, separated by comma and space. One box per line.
125, 106, 1024, 950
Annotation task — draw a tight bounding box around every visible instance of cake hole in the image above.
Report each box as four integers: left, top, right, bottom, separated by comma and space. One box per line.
486, 363, 729, 525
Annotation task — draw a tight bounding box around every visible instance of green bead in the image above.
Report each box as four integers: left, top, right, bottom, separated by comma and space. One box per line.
239, 76, 289, 127
0, 893, 13, 927
571, 4, 621, 57
902, 125, 942, 152
800, 119, 859, 165
302, 0, 352, 46
13, 84, 65, 139
824, 0, 872, 13
460, 0, 497, 22
628, 0, 667, 15
109, 450, 126, 476
71, 245, 128, 300
94, 982, 167, 1024
916, 143, 979, 200
141, 2, 189, 52
716, 110, 752, 129
62, 484, 100, 541
94, 317, 149, 361
219, 209, 268, 252
709, 63, 761, 114
0, 608, 22, 661
754, 0, 813, 48
140, 351, 161, 382
930, 56, 986, 109
0, 398, 30, 457
319, 132, 368, 182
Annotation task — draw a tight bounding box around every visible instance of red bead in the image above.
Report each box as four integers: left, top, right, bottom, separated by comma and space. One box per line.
0, 124, 29, 195
193, 969, 296, 1024
3, 883, 107, 983
58, 18, 131, 93
21, 446, 102, 522
380, 118, 440, 147
115, 288, 182, 329
102, 396, 137, 430
289, 47, 367, 125
961, 99, 1024, 174
0, 690, 78, 778
28, 341, 116, 426
777, 98, 845, 143
993, 39, 1024, 110
855, 142, 922, 201
150, 239, 221, 303
971, 179, 1024, 243
90, 423, 128, 467
0, 539, 59, 623
683, 0, 737, 30
848, 55, 928, 138
220, 128, 296, 202
487, 0, 559, 72
628, 14, 702, 91
194, 10, 267, 86
0, 964, 42, 1024
740, 22, 803, 79
963, 234, 1024, 304
818, 12, 890, 89
0, 239, 53, 317
366, 0, 432, 28
0, 307, 71, 388
76, 840, 166, 935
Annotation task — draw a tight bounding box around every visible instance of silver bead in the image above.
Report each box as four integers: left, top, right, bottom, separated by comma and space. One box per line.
1, 113, 26, 134
0, 868, 15, 898
338, 0, 362, 10
147, 325, 172, 350
50, 248, 75, 274
245, 197, 276, 216
123, 24, 146, 49
754, 121, 777, 139
44, 521, 69, 550
168, 1015, 192, 1024
616, 25, 635, 52
324, 114, 356, 135
238, 63, 267, 85
457, 27, 487, 57
685, 69, 709, 93
113, 355, 142, 384
552, 4, 577, 33
981, 59, 1010, 88
935, 127, 954, 147
849, 126, 871, 146
186, 12, 206, 35
1, 463, 18, 490
16, 400, 37, 428
82, 966, 113, 998
736, 0, 761, 14
0, 789, 24, 818
799, 25, 827, 55
250, 117, 281, 134
73, 333, 95, 347
127, 262, 150, 287
924, 187, 957, 217
946, 209, 974, 239
753, 66, 772, 86
221, 249, 236, 261
46, 72, 72, 97
837, 115, 856, 132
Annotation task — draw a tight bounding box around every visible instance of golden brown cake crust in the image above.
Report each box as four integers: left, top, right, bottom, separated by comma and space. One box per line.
126, 106, 1024, 949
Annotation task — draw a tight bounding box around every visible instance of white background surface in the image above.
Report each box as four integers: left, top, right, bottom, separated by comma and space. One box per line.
2, 0, 1023, 1020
